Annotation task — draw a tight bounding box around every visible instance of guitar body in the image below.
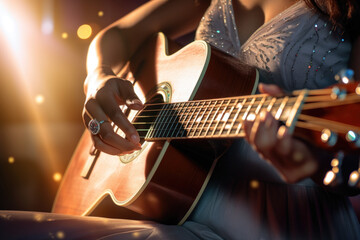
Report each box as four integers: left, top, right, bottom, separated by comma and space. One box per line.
52, 33, 258, 224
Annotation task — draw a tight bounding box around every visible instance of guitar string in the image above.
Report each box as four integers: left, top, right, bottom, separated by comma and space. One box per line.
132, 93, 359, 127
135, 98, 294, 139
114, 87, 358, 139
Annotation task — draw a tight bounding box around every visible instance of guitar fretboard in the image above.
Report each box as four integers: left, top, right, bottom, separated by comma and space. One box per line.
133, 90, 308, 140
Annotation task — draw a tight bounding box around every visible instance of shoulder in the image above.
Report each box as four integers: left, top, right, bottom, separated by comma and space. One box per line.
280, 7, 352, 90
241, 2, 352, 91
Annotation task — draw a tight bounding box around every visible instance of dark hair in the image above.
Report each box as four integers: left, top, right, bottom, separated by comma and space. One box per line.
304, 0, 360, 40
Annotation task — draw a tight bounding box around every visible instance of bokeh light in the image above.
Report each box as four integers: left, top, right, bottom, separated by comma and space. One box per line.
8, 156, 15, 164
53, 172, 62, 182
77, 24, 92, 39
250, 179, 259, 189
35, 94, 45, 104
61, 32, 68, 39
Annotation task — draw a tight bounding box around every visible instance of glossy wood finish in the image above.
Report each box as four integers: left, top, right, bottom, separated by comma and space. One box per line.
52, 33, 257, 224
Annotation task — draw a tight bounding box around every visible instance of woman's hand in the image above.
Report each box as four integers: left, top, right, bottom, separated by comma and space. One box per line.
82, 67, 144, 156
243, 83, 318, 183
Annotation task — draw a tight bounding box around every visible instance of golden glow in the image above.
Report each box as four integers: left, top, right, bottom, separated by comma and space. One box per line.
356, 85, 360, 95
61, 32, 68, 39
98, 11, 104, 17
250, 179, 259, 189
34, 213, 45, 222
320, 129, 331, 142
35, 94, 45, 104
323, 171, 335, 185
331, 159, 339, 167
0, 1, 65, 182
53, 172, 62, 182
77, 24, 92, 39
349, 171, 359, 183
132, 232, 140, 237
56, 231, 65, 239
8, 156, 15, 164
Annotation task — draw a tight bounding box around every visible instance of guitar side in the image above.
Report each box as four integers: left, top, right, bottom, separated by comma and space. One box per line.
52, 33, 258, 224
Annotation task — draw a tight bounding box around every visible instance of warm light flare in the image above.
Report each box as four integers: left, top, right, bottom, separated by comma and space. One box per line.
323, 171, 335, 185
98, 11, 104, 17
61, 32, 68, 39
53, 172, 62, 182
77, 24, 92, 39
56, 231, 65, 239
250, 179, 259, 189
8, 156, 15, 164
35, 94, 45, 104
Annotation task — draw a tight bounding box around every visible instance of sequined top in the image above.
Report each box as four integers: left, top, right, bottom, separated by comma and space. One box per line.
195, 0, 352, 91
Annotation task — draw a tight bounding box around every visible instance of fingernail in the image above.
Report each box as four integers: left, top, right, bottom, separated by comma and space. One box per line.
260, 110, 267, 121
132, 99, 143, 105
130, 134, 140, 143
126, 99, 143, 105
277, 125, 288, 139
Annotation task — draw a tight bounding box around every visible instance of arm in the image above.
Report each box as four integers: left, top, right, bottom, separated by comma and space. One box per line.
83, 0, 210, 155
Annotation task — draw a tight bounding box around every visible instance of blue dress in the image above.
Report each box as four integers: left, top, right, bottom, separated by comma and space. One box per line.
1, 1, 359, 239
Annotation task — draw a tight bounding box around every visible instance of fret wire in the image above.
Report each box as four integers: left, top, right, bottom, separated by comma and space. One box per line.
193, 101, 206, 136
175, 101, 192, 137
137, 96, 300, 119
209, 99, 228, 136
214, 99, 232, 136
153, 103, 171, 138
255, 96, 267, 114
182, 101, 195, 137
170, 101, 187, 138
145, 97, 283, 129
188, 101, 207, 137
227, 98, 246, 135
266, 97, 277, 112
204, 100, 220, 136
218, 98, 238, 136
274, 96, 289, 120
143, 95, 305, 139
146, 104, 164, 139
194, 100, 212, 137
235, 97, 256, 134
163, 102, 181, 138
160, 102, 177, 138
196, 100, 214, 137
182, 101, 198, 137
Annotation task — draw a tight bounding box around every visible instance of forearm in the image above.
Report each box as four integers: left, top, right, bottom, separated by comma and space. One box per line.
84, 0, 210, 94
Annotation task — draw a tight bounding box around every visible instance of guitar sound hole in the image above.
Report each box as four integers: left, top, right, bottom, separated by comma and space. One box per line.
133, 94, 164, 144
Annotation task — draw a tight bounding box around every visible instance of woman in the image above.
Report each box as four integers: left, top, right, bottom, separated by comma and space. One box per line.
1, 0, 359, 239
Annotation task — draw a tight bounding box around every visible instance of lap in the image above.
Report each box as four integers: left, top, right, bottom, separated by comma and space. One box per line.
0, 211, 212, 240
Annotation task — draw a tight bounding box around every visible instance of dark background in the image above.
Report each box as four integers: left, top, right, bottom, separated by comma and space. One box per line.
0, 0, 358, 221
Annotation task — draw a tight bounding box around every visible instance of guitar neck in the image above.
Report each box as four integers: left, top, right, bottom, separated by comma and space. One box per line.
135, 90, 308, 141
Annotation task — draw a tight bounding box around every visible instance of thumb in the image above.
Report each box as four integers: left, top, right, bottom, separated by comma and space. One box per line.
258, 83, 284, 97
126, 98, 144, 110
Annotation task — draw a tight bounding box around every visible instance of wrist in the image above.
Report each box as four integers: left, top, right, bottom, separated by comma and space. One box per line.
84, 64, 116, 94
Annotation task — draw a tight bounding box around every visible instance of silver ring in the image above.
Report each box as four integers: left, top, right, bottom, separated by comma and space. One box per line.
88, 119, 108, 135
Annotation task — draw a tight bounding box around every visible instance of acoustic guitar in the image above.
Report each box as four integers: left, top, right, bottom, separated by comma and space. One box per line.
52, 32, 360, 225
